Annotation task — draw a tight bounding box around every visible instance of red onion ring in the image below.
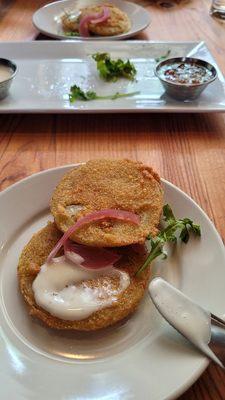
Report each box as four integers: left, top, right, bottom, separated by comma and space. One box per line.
64, 240, 121, 269
90, 6, 110, 24
47, 208, 140, 263
79, 6, 110, 37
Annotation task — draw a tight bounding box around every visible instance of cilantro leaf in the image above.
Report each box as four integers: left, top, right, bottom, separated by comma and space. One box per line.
69, 85, 139, 102
92, 53, 137, 82
136, 204, 201, 275
69, 85, 97, 102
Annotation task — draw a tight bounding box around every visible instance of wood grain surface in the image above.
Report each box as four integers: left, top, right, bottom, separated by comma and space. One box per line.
0, 1, 225, 399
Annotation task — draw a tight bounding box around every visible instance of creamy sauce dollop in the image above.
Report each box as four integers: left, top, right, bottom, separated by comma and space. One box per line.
32, 256, 130, 321
0, 65, 12, 83
149, 278, 223, 366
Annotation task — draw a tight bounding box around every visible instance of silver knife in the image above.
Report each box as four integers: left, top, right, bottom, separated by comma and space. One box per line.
149, 277, 225, 369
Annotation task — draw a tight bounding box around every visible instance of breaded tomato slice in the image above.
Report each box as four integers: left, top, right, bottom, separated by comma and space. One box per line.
50, 159, 163, 247
18, 222, 151, 331
82, 4, 131, 36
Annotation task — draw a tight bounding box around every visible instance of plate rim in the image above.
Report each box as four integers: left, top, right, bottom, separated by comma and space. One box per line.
32, 0, 151, 41
1, 164, 225, 399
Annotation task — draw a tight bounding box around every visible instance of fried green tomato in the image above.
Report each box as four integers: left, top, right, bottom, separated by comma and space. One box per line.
62, 4, 131, 37
18, 222, 151, 331
50, 159, 163, 247
80, 4, 131, 36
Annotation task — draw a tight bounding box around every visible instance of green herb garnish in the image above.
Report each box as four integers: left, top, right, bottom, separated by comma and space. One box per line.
136, 204, 201, 276
155, 50, 171, 63
69, 85, 97, 101
64, 31, 80, 37
92, 53, 137, 82
69, 85, 139, 102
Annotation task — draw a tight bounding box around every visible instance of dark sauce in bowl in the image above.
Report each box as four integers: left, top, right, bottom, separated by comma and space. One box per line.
155, 57, 217, 100
159, 61, 214, 85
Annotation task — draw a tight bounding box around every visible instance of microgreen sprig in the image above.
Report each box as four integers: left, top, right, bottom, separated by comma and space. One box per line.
136, 204, 201, 276
69, 85, 139, 102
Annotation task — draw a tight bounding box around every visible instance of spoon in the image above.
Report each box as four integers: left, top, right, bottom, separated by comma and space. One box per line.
149, 277, 225, 369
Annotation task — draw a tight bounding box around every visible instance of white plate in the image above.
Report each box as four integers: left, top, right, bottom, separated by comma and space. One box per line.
0, 165, 225, 400
33, 0, 150, 40
0, 40, 224, 113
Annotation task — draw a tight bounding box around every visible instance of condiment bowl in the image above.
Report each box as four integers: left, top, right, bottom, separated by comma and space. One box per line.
0, 58, 17, 100
155, 57, 217, 101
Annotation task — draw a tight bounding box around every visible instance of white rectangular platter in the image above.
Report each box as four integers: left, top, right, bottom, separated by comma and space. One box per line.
0, 40, 224, 113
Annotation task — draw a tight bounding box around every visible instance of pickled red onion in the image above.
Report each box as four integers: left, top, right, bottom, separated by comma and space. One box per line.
79, 6, 110, 37
64, 240, 121, 269
47, 209, 140, 263
91, 6, 110, 24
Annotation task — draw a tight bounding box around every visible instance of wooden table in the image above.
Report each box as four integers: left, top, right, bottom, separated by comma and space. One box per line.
0, 1, 225, 398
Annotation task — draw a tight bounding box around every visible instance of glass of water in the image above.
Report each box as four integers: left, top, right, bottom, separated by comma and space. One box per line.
210, 0, 225, 20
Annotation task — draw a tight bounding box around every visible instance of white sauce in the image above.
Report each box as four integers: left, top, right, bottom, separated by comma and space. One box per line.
0, 65, 12, 83
32, 256, 130, 321
149, 278, 223, 367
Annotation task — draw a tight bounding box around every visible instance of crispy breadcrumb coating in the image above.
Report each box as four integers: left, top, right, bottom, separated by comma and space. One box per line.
18, 222, 151, 331
50, 159, 163, 247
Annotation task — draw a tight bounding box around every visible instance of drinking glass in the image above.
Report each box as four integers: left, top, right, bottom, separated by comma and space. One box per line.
210, 0, 225, 20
